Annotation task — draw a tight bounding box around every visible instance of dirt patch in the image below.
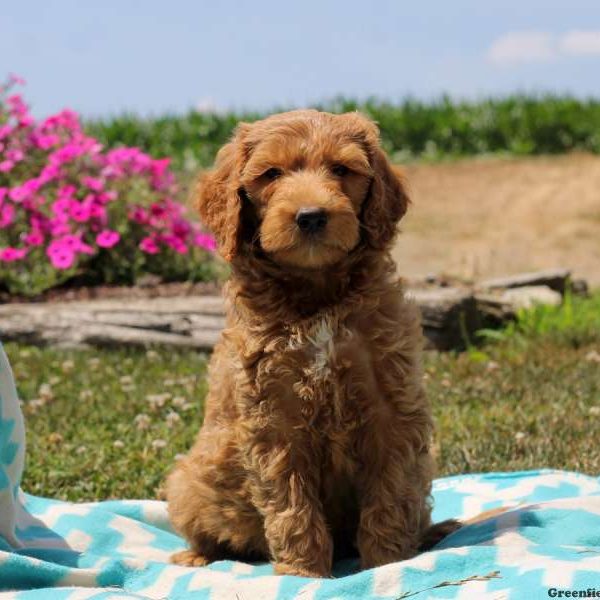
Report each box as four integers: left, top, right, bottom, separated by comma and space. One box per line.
393, 153, 600, 287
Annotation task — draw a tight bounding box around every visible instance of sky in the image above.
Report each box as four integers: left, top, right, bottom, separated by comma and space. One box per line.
1, 0, 600, 118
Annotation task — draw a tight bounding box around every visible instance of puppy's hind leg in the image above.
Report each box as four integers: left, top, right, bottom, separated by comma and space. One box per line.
418, 519, 462, 552
166, 459, 228, 568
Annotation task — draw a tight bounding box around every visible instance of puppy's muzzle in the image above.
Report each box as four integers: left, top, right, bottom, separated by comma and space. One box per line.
296, 207, 328, 235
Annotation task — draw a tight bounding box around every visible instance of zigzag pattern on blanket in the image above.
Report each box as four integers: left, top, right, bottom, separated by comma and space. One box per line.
1, 342, 599, 599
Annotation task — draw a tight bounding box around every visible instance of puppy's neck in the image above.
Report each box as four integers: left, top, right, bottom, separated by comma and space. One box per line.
228, 249, 396, 323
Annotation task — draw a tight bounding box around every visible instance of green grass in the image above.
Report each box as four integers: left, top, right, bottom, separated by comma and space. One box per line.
87, 95, 600, 172
7, 292, 600, 501
477, 291, 600, 348
11, 347, 209, 501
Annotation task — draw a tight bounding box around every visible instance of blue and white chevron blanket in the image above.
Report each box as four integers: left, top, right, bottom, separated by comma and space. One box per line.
1, 342, 599, 599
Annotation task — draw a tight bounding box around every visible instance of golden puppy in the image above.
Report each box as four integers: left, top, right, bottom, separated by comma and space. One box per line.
166, 110, 458, 577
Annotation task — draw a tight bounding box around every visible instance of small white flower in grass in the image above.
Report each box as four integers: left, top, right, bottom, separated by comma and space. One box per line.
589, 406, 600, 416
515, 431, 527, 442
79, 390, 93, 401
88, 357, 101, 368
174, 453, 186, 461
164, 379, 176, 387
49, 376, 61, 386
486, 361, 500, 371
146, 393, 171, 409
171, 396, 187, 408
165, 411, 181, 428
113, 440, 125, 449
585, 350, 600, 363
152, 439, 167, 451
182, 402, 195, 411
134, 413, 151, 430
61, 360, 75, 373
76, 445, 87, 455
120, 375, 133, 385
27, 398, 46, 412
38, 383, 54, 401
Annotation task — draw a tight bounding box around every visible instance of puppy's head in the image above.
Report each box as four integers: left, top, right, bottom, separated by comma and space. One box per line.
196, 110, 408, 269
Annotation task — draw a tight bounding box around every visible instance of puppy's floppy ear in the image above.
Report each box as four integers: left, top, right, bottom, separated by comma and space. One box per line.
358, 117, 410, 250
194, 123, 251, 261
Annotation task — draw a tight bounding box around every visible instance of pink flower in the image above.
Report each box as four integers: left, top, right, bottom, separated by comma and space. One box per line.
77, 241, 95, 255
0, 247, 28, 262
172, 219, 191, 238
88, 200, 106, 220
39, 163, 60, 183
46, 235, 93, 269
9, 74, 25, 86
23, 231, 44, 246
9, 178, 41, 202
149, 203, 167, 220
0, 204, 15, 228
139, 237, 159, 254
69, 200, 92, 223
130, 206, 148, 224
96, 229, 120, 248
48, 218, 70, 236
98, 191, 117, 204
82, 176, 104, 192
193, 232, 217, 252
48, 234, 92, 256
18, 115, 34, 127
0, 77, 204, 283
31, 133, 60, 150
6, 149, 24, 162
7, 94, 27, 118
162, 235, 188, 254
51, 197, 73, 216
47, 246, 75, 270
57, 184, 76, 199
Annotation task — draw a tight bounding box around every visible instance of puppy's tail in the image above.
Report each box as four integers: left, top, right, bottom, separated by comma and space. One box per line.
418, 518, 462, 552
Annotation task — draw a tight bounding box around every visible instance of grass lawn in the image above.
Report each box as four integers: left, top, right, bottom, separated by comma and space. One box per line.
6, 293, 600, 502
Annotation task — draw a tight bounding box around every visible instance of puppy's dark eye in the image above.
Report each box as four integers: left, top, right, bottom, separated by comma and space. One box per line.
263, 167, 283, 181
331, 164, 349, 177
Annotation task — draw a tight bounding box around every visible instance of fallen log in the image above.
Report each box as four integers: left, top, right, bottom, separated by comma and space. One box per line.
477, 268, 571, 295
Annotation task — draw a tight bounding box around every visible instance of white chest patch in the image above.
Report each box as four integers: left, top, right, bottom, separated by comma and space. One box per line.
287, 316, 337, 377
307, 318, 336, 375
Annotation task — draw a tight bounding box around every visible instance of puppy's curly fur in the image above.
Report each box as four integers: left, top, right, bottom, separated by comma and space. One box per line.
166, 110, 459, 577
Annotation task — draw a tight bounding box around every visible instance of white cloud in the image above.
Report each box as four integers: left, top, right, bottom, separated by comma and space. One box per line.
488, 31, 555, 66
488, 29, 600, 67
559, 30, 600, 56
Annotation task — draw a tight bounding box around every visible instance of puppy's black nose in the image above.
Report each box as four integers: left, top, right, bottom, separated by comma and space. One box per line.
295, 207, 328, 234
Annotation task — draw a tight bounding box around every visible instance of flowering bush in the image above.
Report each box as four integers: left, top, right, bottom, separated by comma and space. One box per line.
0, 75, 216, 296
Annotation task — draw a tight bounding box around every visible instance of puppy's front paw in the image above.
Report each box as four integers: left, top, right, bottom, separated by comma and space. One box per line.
171, 549, 210, 567
274, 562, 331, 578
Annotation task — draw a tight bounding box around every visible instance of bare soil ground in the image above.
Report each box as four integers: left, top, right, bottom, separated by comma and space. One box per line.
393, 153, 600, 287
